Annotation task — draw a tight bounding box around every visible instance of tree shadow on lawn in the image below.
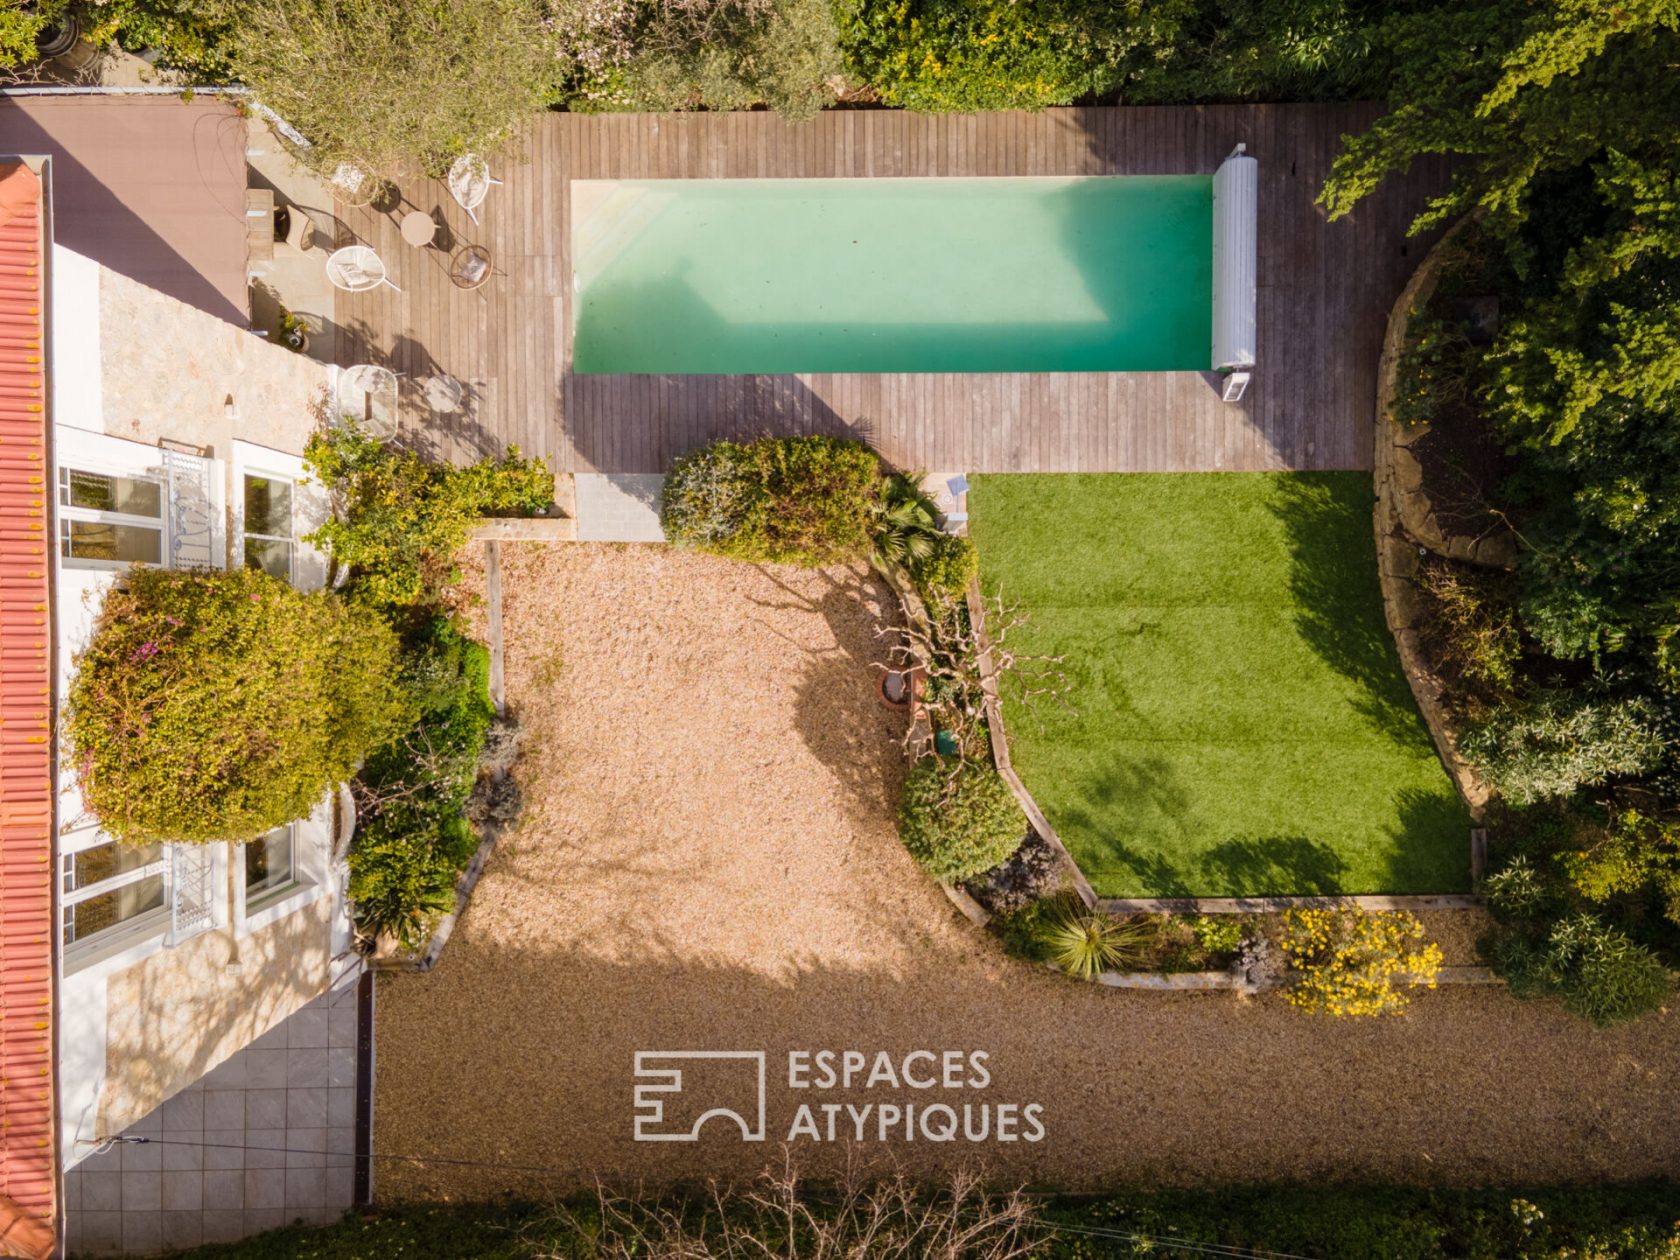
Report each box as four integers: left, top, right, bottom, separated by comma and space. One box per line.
1385, 785, 1473, 894
1197, 835, 1350, 897
1265, 474, 1434, 747
1052, 753, 1197, 896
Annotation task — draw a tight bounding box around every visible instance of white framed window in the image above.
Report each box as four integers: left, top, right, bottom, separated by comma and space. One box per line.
57, 466, 165, 567
60, 839, 168, 954
241, 472, 295, 581
244, 824, 297, 905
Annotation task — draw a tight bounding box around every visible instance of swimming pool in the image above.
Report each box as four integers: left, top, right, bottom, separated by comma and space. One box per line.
570, 176, 1214, 375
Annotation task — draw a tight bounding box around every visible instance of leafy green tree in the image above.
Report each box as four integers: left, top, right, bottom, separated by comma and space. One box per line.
231, 0, 564, 176
1320, 1, 1680, 235
66, 566, 410, 845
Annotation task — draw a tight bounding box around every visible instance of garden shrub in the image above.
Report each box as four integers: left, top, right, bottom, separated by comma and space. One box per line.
1276, 908, 1442, 1017
963, 829, 1063, 914
897, 756, 1027, 882
348, 620, 497, 946
82, 0, 240, 78
662, 436, 880, 567
1042, 906, 1153, 980
66, 566, 408, 846
1559, 809, 1680, 925
1460, 692, 1666, 807
870, 469, 942, 567
1485, 913, 1670, 1026
907, 531, 978, 605
839, 0, 1135, 111
305, 424, 553, 611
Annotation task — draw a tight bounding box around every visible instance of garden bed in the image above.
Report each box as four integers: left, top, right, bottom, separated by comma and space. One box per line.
968, 472, 1470, 899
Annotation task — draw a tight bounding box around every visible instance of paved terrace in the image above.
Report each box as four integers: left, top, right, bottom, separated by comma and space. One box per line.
332, 105, 1447, 474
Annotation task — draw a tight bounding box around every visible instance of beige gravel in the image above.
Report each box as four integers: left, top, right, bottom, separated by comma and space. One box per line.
375, 545, 1679, 1203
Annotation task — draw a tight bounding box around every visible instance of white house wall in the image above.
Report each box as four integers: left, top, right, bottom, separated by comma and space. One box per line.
52, 257, 348, 1170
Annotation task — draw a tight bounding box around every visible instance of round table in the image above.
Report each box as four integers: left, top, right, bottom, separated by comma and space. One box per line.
423, 374, 465, 414
450, 245, 493, 290
400, 210, 438, 248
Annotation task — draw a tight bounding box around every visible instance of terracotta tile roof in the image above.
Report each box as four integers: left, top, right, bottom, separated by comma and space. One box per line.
0, 160, 55, 1258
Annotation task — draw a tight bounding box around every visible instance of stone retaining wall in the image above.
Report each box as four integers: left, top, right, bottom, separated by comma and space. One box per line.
1372, 217, 1498, 820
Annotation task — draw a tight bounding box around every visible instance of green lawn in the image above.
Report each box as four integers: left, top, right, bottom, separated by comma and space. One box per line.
969, 473, 1469, 898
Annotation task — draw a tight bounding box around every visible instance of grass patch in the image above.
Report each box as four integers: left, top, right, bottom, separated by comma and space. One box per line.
969, 472, 1469, 897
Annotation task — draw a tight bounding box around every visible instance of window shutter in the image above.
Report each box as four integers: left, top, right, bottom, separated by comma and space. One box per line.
166, 843, 215, 946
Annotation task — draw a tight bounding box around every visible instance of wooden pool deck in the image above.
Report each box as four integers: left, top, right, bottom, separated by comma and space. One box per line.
331, 104, 1446, 474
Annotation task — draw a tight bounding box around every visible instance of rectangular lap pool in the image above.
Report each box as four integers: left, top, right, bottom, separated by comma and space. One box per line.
570, 176, 1215, 375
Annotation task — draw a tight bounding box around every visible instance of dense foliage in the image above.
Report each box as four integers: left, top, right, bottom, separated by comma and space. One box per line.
156, 1180, 1680, 1260
65, 566, 408, 845
838, 0, 1403, 111
305, 424, 552, 612
870, 469, 977, 604
897, 756, 1027, 881
1337, 3, 1680, 1019
1479, 801, 1675, 1026
559, 0, 841, 118
80, 0, 241, 77
347, 620, 496, 948
662, 436, 881, 567
230, 0, 562, 176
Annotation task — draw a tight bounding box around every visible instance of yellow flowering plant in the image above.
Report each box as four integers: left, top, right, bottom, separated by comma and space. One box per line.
1277, 908, 1443, 1017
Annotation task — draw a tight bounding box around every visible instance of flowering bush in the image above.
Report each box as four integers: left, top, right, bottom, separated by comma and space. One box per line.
1277, 908, 1442, 1017
66, 566, 410, 845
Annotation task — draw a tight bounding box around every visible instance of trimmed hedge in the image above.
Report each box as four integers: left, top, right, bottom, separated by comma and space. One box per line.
898, 756, 1028, 881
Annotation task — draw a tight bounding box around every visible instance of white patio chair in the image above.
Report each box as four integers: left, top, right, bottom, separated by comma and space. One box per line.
335, 364, 400, 439
325, 245, 400, 293
447, 153, 502, 225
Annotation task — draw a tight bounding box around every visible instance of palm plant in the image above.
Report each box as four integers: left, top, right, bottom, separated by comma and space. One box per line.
871, 470, 943, 570
1043, 907, 1154, 980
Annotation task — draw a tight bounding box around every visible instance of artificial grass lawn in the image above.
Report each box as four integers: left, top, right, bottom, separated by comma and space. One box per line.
969, 472, 1469, 898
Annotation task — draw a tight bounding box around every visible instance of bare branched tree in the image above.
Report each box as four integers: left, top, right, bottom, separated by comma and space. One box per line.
541, 1160, 1045, 1260
877, 589, 1070, 767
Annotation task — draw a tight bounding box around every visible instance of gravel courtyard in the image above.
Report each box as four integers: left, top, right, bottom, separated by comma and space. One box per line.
374, 546, 1680, 1203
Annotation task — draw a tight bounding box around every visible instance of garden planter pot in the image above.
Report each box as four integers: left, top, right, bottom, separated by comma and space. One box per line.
876, 665, 925, 711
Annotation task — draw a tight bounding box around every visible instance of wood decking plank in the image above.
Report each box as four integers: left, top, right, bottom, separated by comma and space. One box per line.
354, 105, 1443, 477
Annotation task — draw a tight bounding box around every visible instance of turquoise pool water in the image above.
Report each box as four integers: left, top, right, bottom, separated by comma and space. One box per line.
571, 176, 1212, 375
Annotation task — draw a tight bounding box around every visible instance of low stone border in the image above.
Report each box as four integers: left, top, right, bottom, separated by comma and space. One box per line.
1096, 969, 1248, 992
939, 880, 993, 928
1372, 217, 1496, 822
1092, 963, 1495, 993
